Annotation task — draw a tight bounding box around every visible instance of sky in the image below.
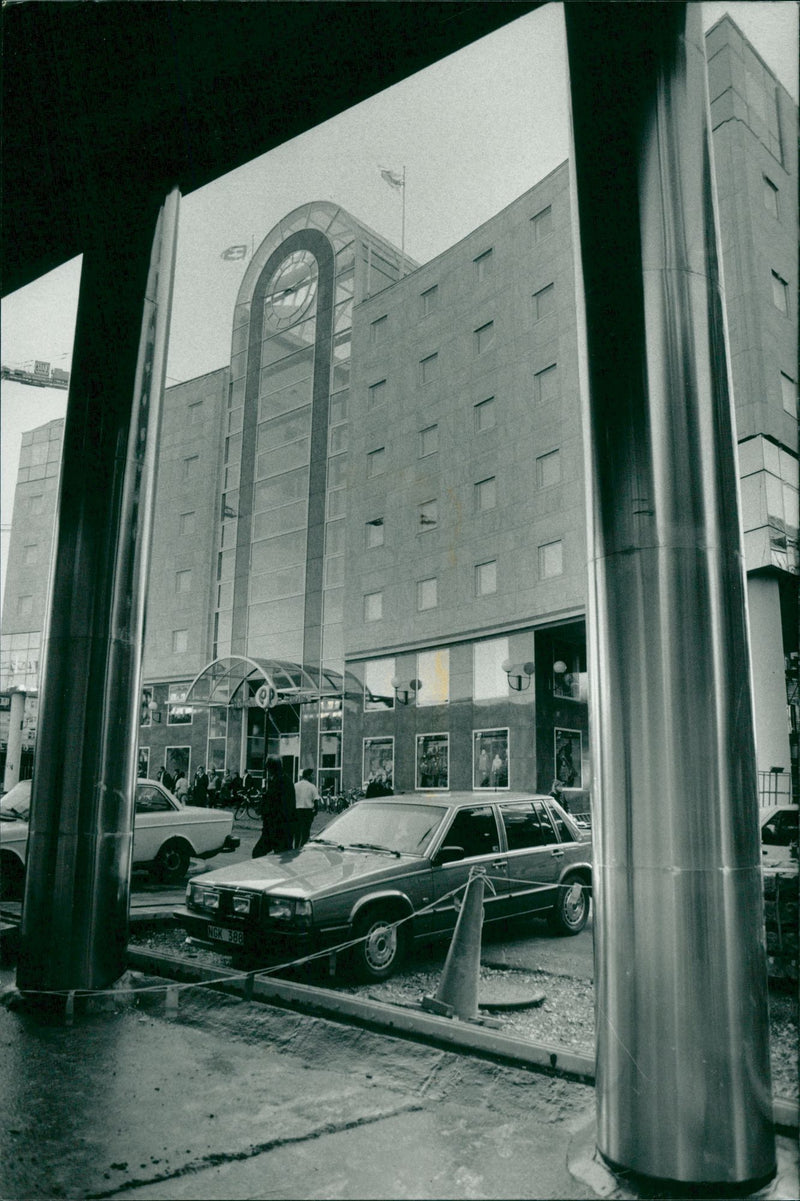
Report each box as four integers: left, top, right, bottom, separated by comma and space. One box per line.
1, 1, 797, 603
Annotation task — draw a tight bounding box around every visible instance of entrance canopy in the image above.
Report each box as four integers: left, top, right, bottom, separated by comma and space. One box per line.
184, 655, 361, 709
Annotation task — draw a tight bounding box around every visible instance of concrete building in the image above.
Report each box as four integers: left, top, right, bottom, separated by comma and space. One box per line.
2, 17, 796, 803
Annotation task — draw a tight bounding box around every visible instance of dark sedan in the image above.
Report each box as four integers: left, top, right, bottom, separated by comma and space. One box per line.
175, 791, 592, 980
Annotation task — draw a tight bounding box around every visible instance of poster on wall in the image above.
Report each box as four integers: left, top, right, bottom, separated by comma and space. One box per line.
416, 733, 449, 790
363, 737, 394, 792
473, 728, 509, 789
137, 747, 150, 778
165, 746, 191, 785
554, 728, 582, 788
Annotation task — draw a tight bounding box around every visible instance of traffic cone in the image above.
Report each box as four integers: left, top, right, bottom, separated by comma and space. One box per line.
421, 871, 485, 1021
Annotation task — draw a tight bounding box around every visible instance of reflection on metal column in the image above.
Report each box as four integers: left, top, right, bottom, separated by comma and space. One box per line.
565, 4, 775, 1188
17, 189, 180, 995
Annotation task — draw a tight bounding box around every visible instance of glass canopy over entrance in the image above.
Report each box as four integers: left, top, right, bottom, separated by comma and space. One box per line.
184, 654, 360, 709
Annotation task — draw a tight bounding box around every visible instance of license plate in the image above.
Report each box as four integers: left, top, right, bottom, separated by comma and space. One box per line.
208, 925, 244, 946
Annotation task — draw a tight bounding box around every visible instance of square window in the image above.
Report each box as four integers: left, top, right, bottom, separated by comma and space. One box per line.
189, 400, 204, 423
420, 352, 439, 384
179, 511, 195, 535
183, 455, 199, 479
772, 271, 789, 314
175, 569, 192, 594
367, 447, 386, 478
536, 449, 561, 487
364, 591, 383, 622
368, 379, 387, 408
474, 321, 495, 355
370, 315, 388, 343
763, 176, 779, 218
366, 518, 385, 548
418, 499, 438, 531
29, 494, 45, 514
533, 283, 555, 319
474, 249, 493, 281
420, 425, 439, 457
531, 205, 553, 241
417, 577, 438, 610
475, 477, 496, 512
475, 560, 497, 596
421, 285, 438, 315
17, 594, 33, 618
23, 544, 37, 565
534, 363, 559, 403
539, 539, 564, 578
474, 396, 496, 432
172, 629, 189, 654
781, 373, 796, 416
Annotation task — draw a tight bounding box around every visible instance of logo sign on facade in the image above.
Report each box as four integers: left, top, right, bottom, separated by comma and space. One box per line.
34, 360, 51, 377
255, 684, 277, 709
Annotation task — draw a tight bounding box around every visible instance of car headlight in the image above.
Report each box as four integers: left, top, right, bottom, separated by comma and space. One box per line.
232, 894, 251, 915
189, 883, 219, 911
267, 897, 312, 924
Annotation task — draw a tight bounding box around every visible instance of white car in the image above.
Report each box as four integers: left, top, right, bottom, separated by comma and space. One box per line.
0, 777, 239, 899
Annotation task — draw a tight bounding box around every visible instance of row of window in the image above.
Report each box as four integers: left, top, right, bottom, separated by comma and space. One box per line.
368, 362, 559, 421
367, 205, 554, 339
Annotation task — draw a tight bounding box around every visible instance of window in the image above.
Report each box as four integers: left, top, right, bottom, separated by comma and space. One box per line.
474, 249, 493, 281
172, 629, 189, 654
183, 455, 199, 479
475, 476, 496, 512
474, 321, 495, 355
417, 577, 438, 611
188, 400, 204, 423
17, 595, 33, 618
441, 805, 500, 855
363, 737, 395, 789
418, 499, 438, 531
781, 373, 797, 416
536, 449, 561, 487
772, 271, 789, 314
533, 283, 555, 319
763, 176, 779, 218
29, 494, 44, 514
475, 560, 497, 596
539, 539, 564, 578
473, 637, 511, 700
534, 363, 559, 402
367, 447, 386, 478
23, 544, 37, 565
421, 285, 438, 316
167, 683, 192, 725
175, 569, 192, 595
499, 799, 556, 849
417, 648, 449, 706
420, 424, 439, 457
364, 657, 395, 711
370, 315, 388, 343
366, 517, 384, 548
179, 511, 195, 535
474, 396, 496, 431
531, 205, 553, 241
364, 591, 383, 622
416, 733, 449, 790
555, 729, 582, 788
135, 785, 172, 814
420, 352, 439, 384
474, 729, 509, 790
368, 379, 387, 408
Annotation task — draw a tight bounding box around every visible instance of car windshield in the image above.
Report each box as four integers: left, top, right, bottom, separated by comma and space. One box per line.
0, 781, 31, 821
310, 801, 446, 856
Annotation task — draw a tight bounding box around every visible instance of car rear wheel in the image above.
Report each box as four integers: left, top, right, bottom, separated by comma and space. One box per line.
352, 908, 408, 981
154, 839, 192, 884
549, 874, 589, 935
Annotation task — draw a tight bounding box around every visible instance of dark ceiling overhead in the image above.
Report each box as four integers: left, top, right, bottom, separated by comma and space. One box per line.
2, 1, 541, 298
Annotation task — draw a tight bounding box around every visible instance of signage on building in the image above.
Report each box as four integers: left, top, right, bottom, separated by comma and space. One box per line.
255, 684, 277, 709
34, 359, 51, 377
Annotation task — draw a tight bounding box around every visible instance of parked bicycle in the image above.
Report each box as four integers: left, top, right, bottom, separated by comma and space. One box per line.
233, 787, 263, 822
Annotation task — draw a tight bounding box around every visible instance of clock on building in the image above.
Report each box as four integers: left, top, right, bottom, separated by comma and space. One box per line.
264, 249, 318, 330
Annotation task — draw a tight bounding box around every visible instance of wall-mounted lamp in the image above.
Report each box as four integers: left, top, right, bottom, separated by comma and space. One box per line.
553, 660, 568, 675
147, 698, 162, 723
391, 677, 422, 705
501, 659, 534, 691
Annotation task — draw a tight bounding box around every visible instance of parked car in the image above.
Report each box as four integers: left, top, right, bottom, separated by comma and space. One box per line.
761, 804, 799, 866
0, 777, 239, 899
175, 791, 592, 980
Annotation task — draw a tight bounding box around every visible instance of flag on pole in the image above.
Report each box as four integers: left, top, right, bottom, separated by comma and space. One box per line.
221, 245, 248, 260
379, 166, 404, 190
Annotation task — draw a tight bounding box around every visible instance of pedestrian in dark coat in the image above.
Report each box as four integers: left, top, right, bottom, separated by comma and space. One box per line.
253, 755, 295, 857
193, 765, 209, 807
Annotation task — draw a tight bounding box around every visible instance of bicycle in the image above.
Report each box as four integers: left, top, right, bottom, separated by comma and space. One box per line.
233, 788, 263, 822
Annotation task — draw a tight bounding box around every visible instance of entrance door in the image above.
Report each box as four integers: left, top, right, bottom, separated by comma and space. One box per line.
280, 734, 300, 782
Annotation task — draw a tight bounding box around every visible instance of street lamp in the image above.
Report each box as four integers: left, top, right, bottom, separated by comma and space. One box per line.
391, 677, 421, 705
501, 659, 534, 691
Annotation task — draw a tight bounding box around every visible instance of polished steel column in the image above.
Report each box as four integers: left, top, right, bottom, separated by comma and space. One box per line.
565, 4, 775, 1187
17, 190, 179, 995
3, 689, 27, 792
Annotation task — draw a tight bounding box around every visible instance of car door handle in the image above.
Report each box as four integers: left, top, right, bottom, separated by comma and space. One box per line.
551, 849, 565, 857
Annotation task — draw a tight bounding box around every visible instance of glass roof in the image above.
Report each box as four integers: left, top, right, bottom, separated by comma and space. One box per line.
184, 655, 360, 708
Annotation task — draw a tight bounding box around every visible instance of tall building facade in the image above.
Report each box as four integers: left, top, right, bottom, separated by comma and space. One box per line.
2, 17, 796, 801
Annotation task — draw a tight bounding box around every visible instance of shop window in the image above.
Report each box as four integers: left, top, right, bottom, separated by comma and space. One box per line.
474, 729, 509, 790
416, 733, 449, 790
363, 737, 395, 791
555, 728, 582, 789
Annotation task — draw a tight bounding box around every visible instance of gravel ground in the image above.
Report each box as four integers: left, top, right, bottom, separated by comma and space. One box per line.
129, 923, 797, 1102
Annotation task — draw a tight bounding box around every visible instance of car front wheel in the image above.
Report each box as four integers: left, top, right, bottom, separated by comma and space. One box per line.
549, 874, 590, 935
154, 839, 192, 884
352, 909, 408, 981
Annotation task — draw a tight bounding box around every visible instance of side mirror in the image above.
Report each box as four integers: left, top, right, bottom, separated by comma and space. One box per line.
435, 845, 465, 866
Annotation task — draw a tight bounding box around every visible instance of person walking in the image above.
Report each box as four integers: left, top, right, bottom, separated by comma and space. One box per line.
193, 764, 209, 808
253, 755, 295, 857
293, 767, 320, 847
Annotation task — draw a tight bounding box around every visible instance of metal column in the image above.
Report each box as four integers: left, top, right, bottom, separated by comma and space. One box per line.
564, 4, 775, 1187
17, 191, 179, 996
